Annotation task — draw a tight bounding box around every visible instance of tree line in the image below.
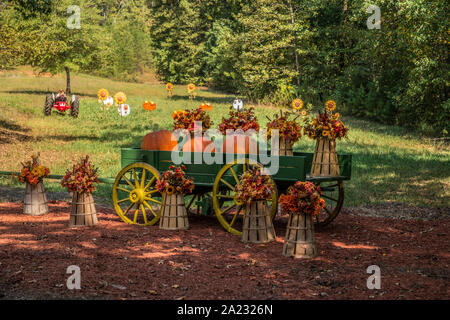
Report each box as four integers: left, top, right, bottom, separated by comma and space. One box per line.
0, 0, 448, 136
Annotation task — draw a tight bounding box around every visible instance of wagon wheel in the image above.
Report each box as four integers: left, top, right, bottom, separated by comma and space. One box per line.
314, 180, 344, 228
112, 162, 162, 226
212, 159, 278, 235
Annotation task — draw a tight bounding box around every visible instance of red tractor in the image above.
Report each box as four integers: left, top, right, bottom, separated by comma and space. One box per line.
44, 93, 79, 118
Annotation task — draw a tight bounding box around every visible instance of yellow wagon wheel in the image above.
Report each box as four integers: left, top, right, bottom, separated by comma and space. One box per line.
212, 159, 278, 235
112, 162, 162, 226
314, 180, 344, 228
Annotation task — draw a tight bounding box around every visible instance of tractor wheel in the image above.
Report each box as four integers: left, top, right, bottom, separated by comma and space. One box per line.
44, 94, 53, 116
70, 96, 79, 118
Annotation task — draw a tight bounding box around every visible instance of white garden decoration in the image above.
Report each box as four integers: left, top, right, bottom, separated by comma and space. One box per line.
103, 96, 114, 109
232, 98, 243, 111
118, 104, 130, 117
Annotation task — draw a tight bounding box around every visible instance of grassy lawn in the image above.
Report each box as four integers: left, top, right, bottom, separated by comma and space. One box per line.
0, 67, 449, 209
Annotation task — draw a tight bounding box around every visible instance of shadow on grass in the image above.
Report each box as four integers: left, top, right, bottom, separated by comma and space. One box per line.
0, 118, 34, 144
170, 94, 235, 105
4, 90, 97, 98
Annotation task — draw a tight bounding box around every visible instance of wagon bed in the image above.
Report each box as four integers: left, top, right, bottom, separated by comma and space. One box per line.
112, 147, 352, 234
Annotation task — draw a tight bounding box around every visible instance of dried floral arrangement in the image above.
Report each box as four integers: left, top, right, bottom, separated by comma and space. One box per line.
218, 107, 260, 135
266, 111, 303, 143
172, 108, 212, 133
61, 156, 100, 193
303, 100, 348, 140
279, 181, 325, 215
234, 167, 274, 203
18, 153, 50, 185
155, 165, 195, 195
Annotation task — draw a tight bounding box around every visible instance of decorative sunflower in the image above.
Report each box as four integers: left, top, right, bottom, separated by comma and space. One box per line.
97, 88, 109, 101
165, 185, 175, 195
187, 83, 196, 93
292, 98, 304, 110
114, 92, 127, 105
325, 100, 337, 112
166, 83, 173, 91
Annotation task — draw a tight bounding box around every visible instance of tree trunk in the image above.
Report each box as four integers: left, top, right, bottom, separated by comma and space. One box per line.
65, 67, 71, 94
288, 0, 300, 86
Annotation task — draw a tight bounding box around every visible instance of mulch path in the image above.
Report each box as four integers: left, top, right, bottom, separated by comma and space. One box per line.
0, 201, 448, 300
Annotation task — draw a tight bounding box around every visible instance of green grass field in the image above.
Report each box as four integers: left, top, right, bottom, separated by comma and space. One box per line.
1, 67, 449, 209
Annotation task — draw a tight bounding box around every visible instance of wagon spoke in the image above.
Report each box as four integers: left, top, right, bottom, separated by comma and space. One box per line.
123, 202, 134, 216
133, 208, 139, 223
229, 167, 239, 184
220, 203, 236, 215
229, 205, 242, 228
117, 198, 129, 204
143, 200, 157, 217
140, 169, 146, 188
116, 186, 132, 194
140, 204, 148, 224
122, 175, 135, 190
132, 169, 139, 188
220, 178, 235, 191
186, 194, 197, 211
145, 197, 162, 205
144, 176, 156, 191
216, 194, 235, 199
321, 194, 338, 202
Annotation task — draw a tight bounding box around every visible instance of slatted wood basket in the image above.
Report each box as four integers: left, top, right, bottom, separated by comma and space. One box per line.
242, 200, 276, 244
69, 192, 98, 227
279, 137, 293, 156
282, 211, 317, 258
159, 193, 189, 230
23, 181, 49, 216
310, 138, 340, 177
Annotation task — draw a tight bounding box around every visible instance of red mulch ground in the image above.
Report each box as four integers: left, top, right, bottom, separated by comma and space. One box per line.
0, 201, 448, 300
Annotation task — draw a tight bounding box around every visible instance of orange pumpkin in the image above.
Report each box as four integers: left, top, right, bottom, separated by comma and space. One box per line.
143, 101, 156, 111
141, 130, 178, 151
221, 134, 258, 154
182, 136, 215, 152
199, 103, 212, 111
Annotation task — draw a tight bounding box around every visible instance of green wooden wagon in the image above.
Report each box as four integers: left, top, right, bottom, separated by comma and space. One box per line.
112, 147, 352, 235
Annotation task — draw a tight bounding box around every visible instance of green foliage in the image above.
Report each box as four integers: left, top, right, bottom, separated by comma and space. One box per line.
0, 0, 448, 135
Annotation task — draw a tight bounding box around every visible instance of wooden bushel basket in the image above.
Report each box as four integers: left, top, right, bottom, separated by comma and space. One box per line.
279, 137, 293, 156
159, 193, 189, 230
282, 212, 317, 258
69, 192, 98, 227
242, 200, 276, 244
310, 138, 340, 177
23, 181, 49, 215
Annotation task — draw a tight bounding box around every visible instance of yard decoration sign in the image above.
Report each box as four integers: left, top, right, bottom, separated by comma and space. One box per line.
118, 104, 130, 117
156, 165, 194, 230
18, 153, 50, 216
61, 155, 99, 227
166, 83, 173, 98
97, 89, 113, 119
232, 98, 243, 111
187, 83, 196, 100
